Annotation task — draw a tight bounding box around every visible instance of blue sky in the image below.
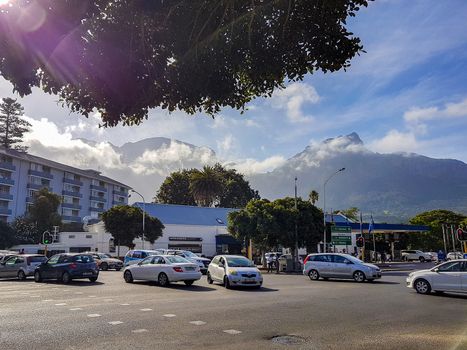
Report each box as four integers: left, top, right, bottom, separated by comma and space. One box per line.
1, 0, 467, 173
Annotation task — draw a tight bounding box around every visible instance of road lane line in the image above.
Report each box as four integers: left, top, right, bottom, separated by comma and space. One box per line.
108, 321, 124, 325
140, 308, 152, 311
189, 321, 206, 326
132, 329, 148, 333
70, 308, 83, 311
223, 329, 242, 335
54, 303, 67, 306
87, 314, 102, 318
163, 314, 176, 318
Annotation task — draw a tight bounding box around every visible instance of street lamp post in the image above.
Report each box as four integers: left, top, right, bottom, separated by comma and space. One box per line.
130, 189, 146, 249
294, 177, 299, 270
323, 168, 346, 253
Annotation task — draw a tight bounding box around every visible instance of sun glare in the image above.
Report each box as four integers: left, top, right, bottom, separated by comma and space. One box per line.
0, 0, 11, 6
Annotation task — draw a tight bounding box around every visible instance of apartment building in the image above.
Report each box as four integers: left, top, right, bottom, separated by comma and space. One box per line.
0, 148, 130, 224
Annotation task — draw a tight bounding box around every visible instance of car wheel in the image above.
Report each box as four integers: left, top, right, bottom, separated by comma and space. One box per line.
158, 272, 170, 287
100, 263, 108, 271
419, 257, 425, 263
123, 270, 133, 283
61, 272, 71, 284
89, 277, 98, 283
224, 276, 231, 289
34, 271, 42, 283
207, 272, 213, 284
17, 270, 27, 280
308, 269, 320, 281
353, 270, 365, 283
184, 280, 194, 286
414, 279, 431, 294
115, 268, 121, 271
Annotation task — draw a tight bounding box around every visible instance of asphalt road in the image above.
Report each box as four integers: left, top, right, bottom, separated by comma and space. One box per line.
0, 265, 466, 350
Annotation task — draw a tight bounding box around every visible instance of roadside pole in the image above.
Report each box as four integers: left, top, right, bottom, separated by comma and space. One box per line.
464, 241, 467, 254
450, 225, 456, 252
441, 224, 448, 253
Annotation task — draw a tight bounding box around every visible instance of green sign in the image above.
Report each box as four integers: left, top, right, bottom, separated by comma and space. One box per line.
331, 226, 352, 245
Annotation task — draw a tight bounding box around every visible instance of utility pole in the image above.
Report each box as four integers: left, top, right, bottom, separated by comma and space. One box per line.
131, 190, 146, 249
323, 168, 346, 253
294, 177, 299, 270
441, 224, 448, 253
450, 224, 456, 253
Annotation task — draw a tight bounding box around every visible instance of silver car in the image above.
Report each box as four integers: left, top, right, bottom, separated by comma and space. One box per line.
0, 254, 48, 280
303, 253, 381, 282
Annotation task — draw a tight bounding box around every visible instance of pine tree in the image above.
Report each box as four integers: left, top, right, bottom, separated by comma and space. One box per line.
0, 97, 31, 151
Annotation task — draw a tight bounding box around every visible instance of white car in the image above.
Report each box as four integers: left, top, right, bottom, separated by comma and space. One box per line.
446, 252, 464, 260
401, 250, 432, 262
123, 255, 202, 287
167, 250, 210, 274
207, 255, 263, 289
406, 259, 467, 294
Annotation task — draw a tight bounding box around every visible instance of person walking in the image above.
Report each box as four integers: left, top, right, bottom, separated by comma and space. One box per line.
266, 254, 273, 273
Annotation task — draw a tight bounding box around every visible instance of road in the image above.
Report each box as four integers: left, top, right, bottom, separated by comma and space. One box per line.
0, 265, 466, 350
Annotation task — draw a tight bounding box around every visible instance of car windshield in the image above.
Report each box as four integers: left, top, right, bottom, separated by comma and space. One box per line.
183, 251, 199, 258
344, 255, 364, 264
165, 256, 190, 264
99, 254, 112, 259
226, 257, 255, 267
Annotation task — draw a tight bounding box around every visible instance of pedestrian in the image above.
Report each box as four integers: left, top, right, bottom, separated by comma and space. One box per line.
275, 254, 280, 274
437, 250, 445, 262
266, 254, 273, 273
381, 251, 386, 263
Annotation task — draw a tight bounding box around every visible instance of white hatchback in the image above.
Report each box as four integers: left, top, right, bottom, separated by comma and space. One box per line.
406, 259, 467, 294
123, 255, 201, 287
207, 255, 263, 289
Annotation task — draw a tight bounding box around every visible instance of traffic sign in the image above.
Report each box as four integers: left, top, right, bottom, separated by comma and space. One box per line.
331, 226, 352, 245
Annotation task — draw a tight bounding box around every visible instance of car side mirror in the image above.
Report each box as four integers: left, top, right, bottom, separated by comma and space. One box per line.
218, 263, 224, 268
433, 268, 439, 272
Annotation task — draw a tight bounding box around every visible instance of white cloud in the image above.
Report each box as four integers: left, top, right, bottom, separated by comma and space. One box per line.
404, 98, 467, 123
229, 156, 287, 175
369, 130, 419, 154
271, 82, 319, 123
217, 134, 234, 153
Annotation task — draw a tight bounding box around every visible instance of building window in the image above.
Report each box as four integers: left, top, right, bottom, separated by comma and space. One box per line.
0, 170, 11, 179
0, 155, 13, 163
91, 190, 105, 198
0, 200, 9, 209
0, 185, 10, 194
68, 235, 75, 239
85, 235, 92, 239
64, 184, 80, 192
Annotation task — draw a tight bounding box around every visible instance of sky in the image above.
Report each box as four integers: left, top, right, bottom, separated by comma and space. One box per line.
1, 0, 467, 175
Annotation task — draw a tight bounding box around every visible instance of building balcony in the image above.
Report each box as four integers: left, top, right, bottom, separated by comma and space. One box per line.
113, 190, 128, 197
89, 207, 105, 213
90, 184, 107, 192
62, 215, 82, 223
112, 201, 125, 206
27, 183, 52, 191
26, 197, 35, 203
62, 190, 83, 198
28, 169, 53, 180
90, 196, 107, 203
63, 177, 83, 186
62, 203, 82, 210
0, 177, 14, 186
0, 162, 15, 171
0, 193, 13, 201
0, 208, 12, 216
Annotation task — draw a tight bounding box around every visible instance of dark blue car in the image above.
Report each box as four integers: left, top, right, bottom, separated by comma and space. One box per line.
34, 253, 99, 284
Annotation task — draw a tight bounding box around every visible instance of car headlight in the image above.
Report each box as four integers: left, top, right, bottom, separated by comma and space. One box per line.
229, 269, 238, 275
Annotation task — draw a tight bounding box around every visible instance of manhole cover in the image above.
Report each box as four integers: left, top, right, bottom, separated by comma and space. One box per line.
271, 335, 306, 345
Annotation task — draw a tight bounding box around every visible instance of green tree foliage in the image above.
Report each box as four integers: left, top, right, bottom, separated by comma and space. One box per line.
308, 190, 319, 205
156, 164, 258, 208
0, 1, 371, 126
190, 166, 224, 207
408, 210, 466, 251
0, 97, 31, 151
11, 217, 40, 244
228, 197, 323, 254
102, 205, 164, 249
155, 170, 196, 206
0, 221, 17, 249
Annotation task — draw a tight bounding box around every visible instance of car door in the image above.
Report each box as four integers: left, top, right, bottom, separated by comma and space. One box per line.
461, 261, 467, 292
1, 256, 21, 278
331, 255, 353, 278
431, 261, 462, 292
41, 255, 61, 279
216, 257, 227, 281
132, 257, 153, 280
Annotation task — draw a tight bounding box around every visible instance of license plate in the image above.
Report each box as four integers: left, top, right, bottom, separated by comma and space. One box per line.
185, 267, 195, 271
243, 279, 256, 284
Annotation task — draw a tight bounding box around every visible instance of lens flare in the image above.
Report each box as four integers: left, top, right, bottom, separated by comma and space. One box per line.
0, 0, 11, 6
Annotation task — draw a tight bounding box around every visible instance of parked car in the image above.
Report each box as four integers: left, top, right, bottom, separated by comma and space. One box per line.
124, 249, 166, 266
34, 253, 99, 284
406, 259, 467, 294
123, 255, 201, 286
303, 253, 381, 282
428, 252, 439, 262
0, 250, 17, 263
400, 250, 433, 262
166, 250, 210, 274
0, 254, 47, 280
446, 252, 464, 260
207, 255, 263, 289
86, 252, 123, 271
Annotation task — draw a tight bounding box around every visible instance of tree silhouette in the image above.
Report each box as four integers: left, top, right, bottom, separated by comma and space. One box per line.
0, 98, 31, 151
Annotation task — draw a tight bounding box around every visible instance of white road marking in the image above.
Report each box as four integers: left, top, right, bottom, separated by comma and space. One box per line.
29, 295, 40, 298
54, 303, 67, 306
132, 329, 148, 333
104, 299, 114, 302
120, 303, 130, 306
108, 321, 123, 325
69, 308, 83, 311
223, 329, 242, 335
88, 295, 97, 298
87, 314, 102, 318
140, 308, 152, 312
42, 299, 53, 302
75, 292, 83, 295
63, 289, 71, 292
189, 321, 206, 326
163, 314, 176, 318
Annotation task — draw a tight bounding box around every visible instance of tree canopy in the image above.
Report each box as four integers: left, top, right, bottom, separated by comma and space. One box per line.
0, 0, 371, 127
0, 221, 17, 249
155, 164, 259, 208
408, 209, 466, 251
102, 205, 164, 249
0, 97, 31, 151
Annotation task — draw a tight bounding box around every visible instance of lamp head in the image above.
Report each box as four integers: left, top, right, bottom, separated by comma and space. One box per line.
339, 167, 346, 172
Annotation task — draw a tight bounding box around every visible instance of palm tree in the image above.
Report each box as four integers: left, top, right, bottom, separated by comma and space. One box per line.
189, 166, 223, 207
308, 190, 319, 205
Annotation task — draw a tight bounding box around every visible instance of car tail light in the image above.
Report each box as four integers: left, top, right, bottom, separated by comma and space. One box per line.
303, 256, 310, 264
173, 267, 183, 273
69, 263, 77, 269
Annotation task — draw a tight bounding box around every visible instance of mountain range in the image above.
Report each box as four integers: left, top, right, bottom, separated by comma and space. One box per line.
31, 133, 467, 223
